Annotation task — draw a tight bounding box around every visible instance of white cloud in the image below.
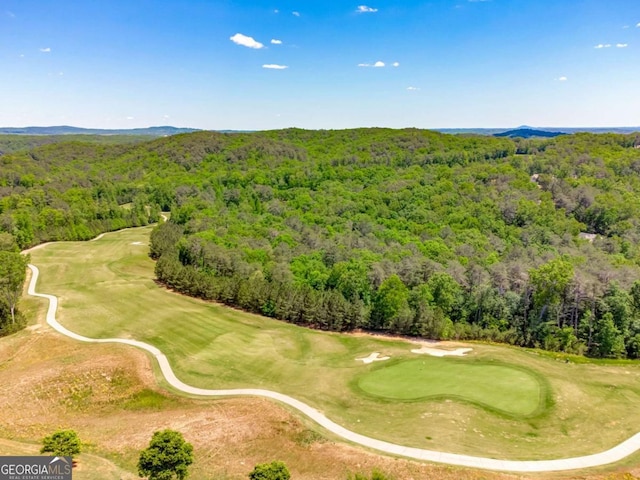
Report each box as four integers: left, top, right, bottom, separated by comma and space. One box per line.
357, 5, 378, 13
271, 39, 283, 45
262, 64, 288, 69
292, 11, 300, 16
616, 43, 628, 48
637, 22, 640, 27
39, 47, 51, 53
230, 33, 264, 49
358, 60, 386, 67
163, 115, 170, 119
407, 86, 420, 91
126, 116, 134, 120
392, 62, 400, 67
623, 25, 629, 29
594, 44, 611, 49
557, 76, 568, 81
274, 9, 279, 13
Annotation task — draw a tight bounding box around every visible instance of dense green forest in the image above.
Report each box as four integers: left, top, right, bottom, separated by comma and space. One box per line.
3, 129, 640, 358
0, 134, 151, 155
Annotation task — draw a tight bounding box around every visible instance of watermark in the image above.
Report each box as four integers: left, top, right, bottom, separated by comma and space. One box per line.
0, 456, 72, 480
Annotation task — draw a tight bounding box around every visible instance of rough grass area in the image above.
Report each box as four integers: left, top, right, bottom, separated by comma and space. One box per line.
22, 226, 640, 462
0, 439, 137, 480
357, 358, 548, 417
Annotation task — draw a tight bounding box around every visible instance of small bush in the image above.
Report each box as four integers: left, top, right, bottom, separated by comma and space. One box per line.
248, 461, 290, 480
347, 469, 394, 480
40, 429, 82, 459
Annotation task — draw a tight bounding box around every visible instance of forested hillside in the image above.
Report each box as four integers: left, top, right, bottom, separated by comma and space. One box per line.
0, 134, 151, 155
0, 136, 162, 332
3, 128, 640, 358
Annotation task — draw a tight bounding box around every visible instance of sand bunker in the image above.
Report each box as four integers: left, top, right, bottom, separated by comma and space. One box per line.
411, 346, 472, 357
356, 352, 390, 364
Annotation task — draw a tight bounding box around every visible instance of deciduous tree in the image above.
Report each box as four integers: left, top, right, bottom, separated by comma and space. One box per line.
0, 251, 29, 324
137, 429, 194, 480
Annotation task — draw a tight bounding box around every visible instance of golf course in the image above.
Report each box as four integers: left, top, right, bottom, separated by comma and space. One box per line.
23, 225, 640, 469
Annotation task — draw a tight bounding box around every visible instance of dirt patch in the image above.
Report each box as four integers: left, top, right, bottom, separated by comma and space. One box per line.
349, 329, 471, 348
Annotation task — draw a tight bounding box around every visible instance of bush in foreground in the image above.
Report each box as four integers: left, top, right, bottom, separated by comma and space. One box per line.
248, 461, 291, 480
40, 429, 82, 459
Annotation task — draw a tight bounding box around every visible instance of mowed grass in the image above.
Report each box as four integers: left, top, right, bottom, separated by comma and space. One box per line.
357, 358, 546, 417
25, 226, 640, 460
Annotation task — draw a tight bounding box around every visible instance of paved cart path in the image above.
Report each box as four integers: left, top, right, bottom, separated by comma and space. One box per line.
26, 263, 640, 472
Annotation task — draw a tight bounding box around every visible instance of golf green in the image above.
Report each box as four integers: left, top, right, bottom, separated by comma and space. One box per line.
357, 358, 544, 417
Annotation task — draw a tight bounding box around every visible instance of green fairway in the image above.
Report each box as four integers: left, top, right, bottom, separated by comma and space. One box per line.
357, 358, 545, 417
23, 226, 640, 460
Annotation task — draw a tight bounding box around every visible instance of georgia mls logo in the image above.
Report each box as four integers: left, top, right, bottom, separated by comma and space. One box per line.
0, 456, 72, 479
49, 457, 72, 473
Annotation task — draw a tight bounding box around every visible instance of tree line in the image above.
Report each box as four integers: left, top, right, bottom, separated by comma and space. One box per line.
151, 221, 640, 358
0, 232, 29, 335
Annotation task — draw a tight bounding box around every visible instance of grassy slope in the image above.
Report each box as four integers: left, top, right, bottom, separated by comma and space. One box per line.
0, 439, 136, 480
24, 226, 640, 460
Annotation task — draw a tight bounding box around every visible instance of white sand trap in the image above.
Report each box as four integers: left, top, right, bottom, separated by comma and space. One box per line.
131, 241, 145, 245
411, 346, 473, 357
356, 352, 390, 364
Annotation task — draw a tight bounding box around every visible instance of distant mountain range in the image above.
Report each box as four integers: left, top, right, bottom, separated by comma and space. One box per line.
494, 128, 566, 139
436, 125, 640, 135
0, 125, 200, 136
1, 125, 638, 137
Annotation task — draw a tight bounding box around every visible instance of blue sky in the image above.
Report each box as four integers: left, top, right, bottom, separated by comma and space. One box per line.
1, 0, 639, 129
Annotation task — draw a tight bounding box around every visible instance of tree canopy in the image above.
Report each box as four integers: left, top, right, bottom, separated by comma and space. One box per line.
137, 429, 194, 480
248, 461, 291, 480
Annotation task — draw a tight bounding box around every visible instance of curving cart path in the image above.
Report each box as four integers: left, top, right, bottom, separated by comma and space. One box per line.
26, 263, 640, 473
